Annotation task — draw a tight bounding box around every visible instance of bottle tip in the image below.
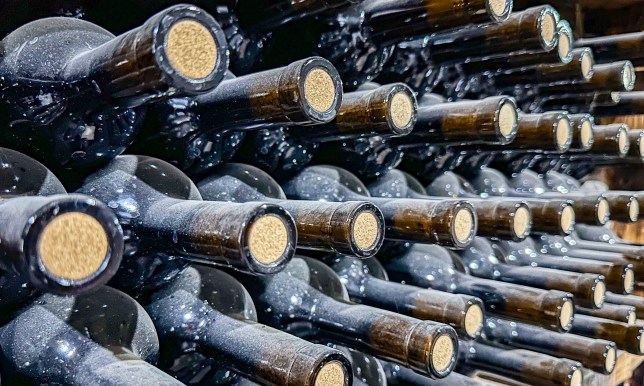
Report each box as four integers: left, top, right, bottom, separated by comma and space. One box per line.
581, 50, 594, 79
37, 212, 110, 283
593, 281, 606, 308
487, 0, 510, 19
618, 127, 630, 156
431, 334, 455, 373
464, 303, 484, 338
304, 67, 337, 114
165, 19, 218, 80
604, 347, 617, 373
627, 310, 636, 325
622, 61, 635, 91
498, 101, 518, 140
597, 198, 610, 224
453, 207, 475, 244
570, 368, 583, 386
629, 198, 639, 222
580, 120, 594, 150
623, 269, 635, 294
351, 211, 381, 251
560, 205, 576, 234
539, 10, 557, 48
389, 91, 415, 131
513, 206, 532, 239
314, 360, 347, 386
557, 30, 572, 61
247, 214, 290, 265
559, 299, 574, 330
555, 117, 572, 152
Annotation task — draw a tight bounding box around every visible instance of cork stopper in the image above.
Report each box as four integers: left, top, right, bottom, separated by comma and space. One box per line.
624, 269, 635, 293
604, 347, 617, 373
570, 369, 582, 386
304, 68, 336, 113
498, 101, 517, 139
464, 304, 484, 337
622, 62, 634, 90
314, 361, 346, 386
488, 0, 508, 17
629, 198, 639, 222
560, 205, 575, 234
165, 20, 218, 80
557, 32, 571, 60
627, 311, 636, 325
37, 212, 109, 282
581, 51, 593, 79
389, 92, 414, 129
431, 334, 454, 373
513, 206, 531, 239
580, 120, 593, 149
618, 128, 629, 155
639, 136, 644, 158
540, 12, 557, 46
555, 118, 572, 150
559, 299, 574, 329
593, 281, 606, 308
640, 331, 644, 354
247, 215, 289, 265
453, 208, 475, 244
597, 198, 610, 224
352, 211, 380, 251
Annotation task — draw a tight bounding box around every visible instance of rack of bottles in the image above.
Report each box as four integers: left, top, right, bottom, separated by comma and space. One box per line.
0, 0, 642, 385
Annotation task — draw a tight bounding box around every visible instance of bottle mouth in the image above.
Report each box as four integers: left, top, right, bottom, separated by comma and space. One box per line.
452, 206, 477, 247
350, 209, 384, 255
246, 213, 294, 271
486, 0, 512, 22
313, 360, 348, 386
464, 303, 485, 338
560, 204, 576, 234
627, 309, 636, 325
629, 197, 640, 222
638, 134, 644, 159
570, 368, 583, 386
579, 119, 594, 150
558, 298, 575, 331
387, 86, 417, 134
604, 346, 617, 373
596, 198, 610, 225
496, 98, 519, 142
298, 58, 343, 123
623, 268, 635, 294
592, 280, 606, 308
304, 67, 338, 114
557, 24, 573, 63
430, 333, 456, 375
622, 61, 636, 91
555, 116, 573, 152
539, 8, 558, 50
580, 49, 595, 80
512, 205, 532, 240
618, 126, 630, 156
165, 19, 219, 80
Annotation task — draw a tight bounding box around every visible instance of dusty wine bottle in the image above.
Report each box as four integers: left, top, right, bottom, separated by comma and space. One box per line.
235, 257, 460, 378
501, 111, 573, 153
538, 60, 636, 95
575, 31, 644, 66
593, 92, 644, 117
145, 265, 352, 386
0, 286, 183, 385
281, 165, 477, 247
196, 163, 385, 257
602, 191, 640, 223
483, 317, 617, 374
568, 113, 595, 151
605, 292, 644, 320
380, 243, 576, 332
0, 4, 227, 177
588, 124, 630, 157
570, 314, 644, 355
330, 255, 486, 338
576, 303, 636, 325
458, 340, 583, 386
76, 155, 297, 274
391, 96, 519, 146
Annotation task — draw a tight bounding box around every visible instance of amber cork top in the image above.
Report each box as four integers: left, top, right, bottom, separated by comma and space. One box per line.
498, 102, 518, 138
248, 215, 289, 264
314, 361, 347, 386
454, 208, 475, 244
464, 304, 484, 337
352, 211, 380, 251
165, 19, 218, 79
513, 206, 531, 239
431, 334, 455, 372
304, 68, 337, 113
389, 92, 414, 129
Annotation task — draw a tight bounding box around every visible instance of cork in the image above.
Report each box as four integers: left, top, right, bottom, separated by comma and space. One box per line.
580, 120, 593, 149
604, 347, 617, 373
464, 304, 484, 337
627, 310, 636, 325
629, 198, 639, 222
618, 128, 629, 155
314, 361, 346, 386
488, 0, 508, 17
555, 118, 571, 150
512, 206, 531, 239
247, 215, 289, 265
37, 212, 109, 282
166, 20, 218, 80
580, 52, 593, 79
622, 63, 634, 90
498, 101, 517, 138
559, 299, 574, 329
624, 270, 635, 293
389, 92, 414, 129
593, 281, 606, 308
304, 68, 336, 113
540, 12, 557, 46
560, 205, 575, 234
639, 136, 644, 157
570, 369, 583, 386
453, 208, 474, 244
431, 334, 454, 372
597, 198, 610, 224
640, 331, 644, 354
557, 32, 571, 60
352, 211, 380, 251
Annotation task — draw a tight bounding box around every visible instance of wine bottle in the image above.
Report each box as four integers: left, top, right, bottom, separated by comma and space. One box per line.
457, 340, 583, 386
568, 113, 595, 151
483, 317, 617, 374
602, 191, 640, 223
330, 255, 485, 338
258, 0, 513, 85
494, 238, 635, 295
0, 286, 183, 385
145, 265, 352, 386
380, 243, 576, 332
235, 257, 460, 378
281, 165, 477, 247
593, 91, 644, 117
390, 96, 519, 146
570, 314, 644, 355
368, 169, 532, 240
588, 124, 630, 157
575, 31, 644, 66
574, 224, 644, 255
461, 237, 605, 309
576, 303, 636, 325
605, 292, 644, 320
0, 4, 228, 179
626, 129, 644, 161
538, 60, 637, 95
76, 155, 297, 274
133, 57, 343, 177
196, 163, 385, 257
498, 111, 573, 153
382, 361, 489, 385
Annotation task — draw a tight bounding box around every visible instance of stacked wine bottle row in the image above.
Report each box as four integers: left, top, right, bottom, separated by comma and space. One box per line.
0, 1, 641, 386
